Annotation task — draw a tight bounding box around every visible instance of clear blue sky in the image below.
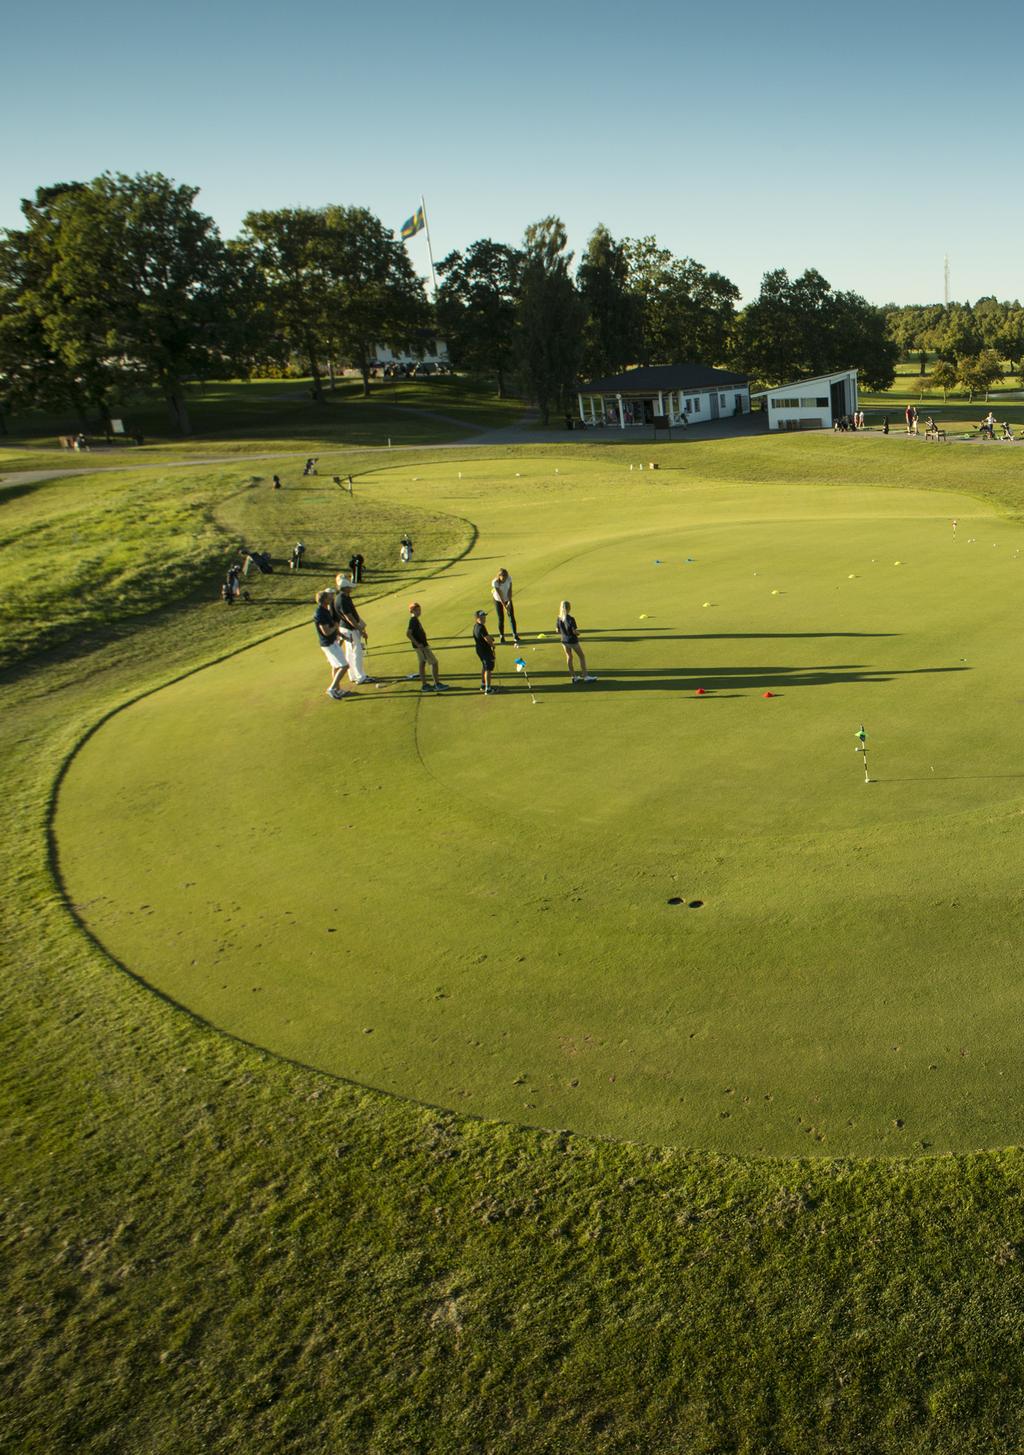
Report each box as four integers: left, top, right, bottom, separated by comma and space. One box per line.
3, 0, 1022, 306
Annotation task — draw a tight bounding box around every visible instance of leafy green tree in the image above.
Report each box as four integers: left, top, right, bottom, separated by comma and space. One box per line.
994, 309, 1024, 373
17, 173, 244, 434
1, 183, 130, 429
240, 208, 335, 402
436, 239, 523, 397
972, 296, 1006, 349
0, 222, 87, 431
956, 349, 1002, 403
733, 268, 896, 389
935, 307, 982, 364
576, 225, 639, 378
516, 217, 584, 425
243, 206, 428, 399
623, 237, 738, 366
924, 360, 957, 401
322, 206, 429, 396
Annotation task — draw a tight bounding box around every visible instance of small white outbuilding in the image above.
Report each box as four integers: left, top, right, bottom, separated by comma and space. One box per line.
752, 369, 859, 431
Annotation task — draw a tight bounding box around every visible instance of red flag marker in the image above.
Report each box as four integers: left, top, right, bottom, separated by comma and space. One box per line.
695, 687, 706, 696
763, 691, 774, 698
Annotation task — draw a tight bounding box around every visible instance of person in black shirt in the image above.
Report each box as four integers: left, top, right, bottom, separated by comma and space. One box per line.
556, 600, 596, 684
406, 603, 450, 691
472, 609, 498, 694
313, 589, 351, 699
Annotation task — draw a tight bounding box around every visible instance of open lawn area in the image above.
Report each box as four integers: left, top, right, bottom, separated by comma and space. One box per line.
7, 434, 1024, 1451
0, 375, 525, 474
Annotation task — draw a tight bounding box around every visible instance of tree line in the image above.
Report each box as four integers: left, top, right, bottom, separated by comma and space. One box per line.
885, 300, 1024, 403
2, 170, 906, 435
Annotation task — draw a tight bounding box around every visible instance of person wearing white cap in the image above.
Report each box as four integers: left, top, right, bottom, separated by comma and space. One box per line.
334, 571, 376, 685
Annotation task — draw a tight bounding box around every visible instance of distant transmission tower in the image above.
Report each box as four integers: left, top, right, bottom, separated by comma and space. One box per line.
944, 254, 950, 307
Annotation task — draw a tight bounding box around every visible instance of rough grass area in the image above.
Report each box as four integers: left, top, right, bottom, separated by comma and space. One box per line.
6, 438, 1024, 1452
0, 461, 471, 671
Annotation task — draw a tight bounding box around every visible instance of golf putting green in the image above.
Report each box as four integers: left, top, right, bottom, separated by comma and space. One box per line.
56, 455, 1024, 1155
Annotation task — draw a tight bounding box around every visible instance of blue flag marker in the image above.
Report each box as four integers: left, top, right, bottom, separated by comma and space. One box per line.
513, 656, 538, 702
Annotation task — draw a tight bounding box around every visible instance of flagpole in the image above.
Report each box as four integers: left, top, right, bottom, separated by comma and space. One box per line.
420, 194, 438, 296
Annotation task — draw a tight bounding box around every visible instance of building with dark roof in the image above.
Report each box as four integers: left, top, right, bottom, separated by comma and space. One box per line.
575, 364, 750, 430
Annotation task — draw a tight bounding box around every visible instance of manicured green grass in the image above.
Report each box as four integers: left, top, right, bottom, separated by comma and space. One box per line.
52, 448, 1024, 1155
8, 434, 1024, 1451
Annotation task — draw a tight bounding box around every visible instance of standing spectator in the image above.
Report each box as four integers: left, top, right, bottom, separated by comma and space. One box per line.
273, 474, 282, 490
882, 415, 890, 435
556, 600, 596, 684
857, 410, 865, 429
334, 572, 375, 685
314, 589, 351, 699
491, 567, 521, 645
406, 603, 450, 692
905, 403, 914, 434
910, 405, 919, 435
473, 609, 498, 694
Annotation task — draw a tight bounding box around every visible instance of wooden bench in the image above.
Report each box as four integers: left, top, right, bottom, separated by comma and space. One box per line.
925, 428, 947, 442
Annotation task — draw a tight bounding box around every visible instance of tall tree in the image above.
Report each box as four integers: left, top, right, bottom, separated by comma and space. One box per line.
320, 206, 430, 396
17, 173, 242, 434
576, 225, 638, 378
923, 360, 957, 401
623, 238, 738, 366
436, 239, 523, 397
242, 206, 428, 399
994, 308, 1024, 373
734, 268, 896, 389
516, 217, 584, 425
239, 208, 333, 401
934, 307, 982, 364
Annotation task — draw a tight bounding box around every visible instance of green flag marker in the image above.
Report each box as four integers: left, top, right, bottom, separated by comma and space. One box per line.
854, 725, 870, 782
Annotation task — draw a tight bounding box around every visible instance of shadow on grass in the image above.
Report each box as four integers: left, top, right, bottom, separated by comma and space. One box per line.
354, 661, 969, 697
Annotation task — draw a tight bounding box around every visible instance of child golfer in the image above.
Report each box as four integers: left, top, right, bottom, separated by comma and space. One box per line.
473, 609, 498, 693
556, 601, 595, 683
407, 603, 450, 692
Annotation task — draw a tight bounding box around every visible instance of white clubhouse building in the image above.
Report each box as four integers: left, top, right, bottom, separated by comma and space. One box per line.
575, 364, 751, 429
752, 369, 859, 431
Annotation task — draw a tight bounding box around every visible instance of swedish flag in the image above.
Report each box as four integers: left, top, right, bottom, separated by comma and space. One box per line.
400, 206, 425, 240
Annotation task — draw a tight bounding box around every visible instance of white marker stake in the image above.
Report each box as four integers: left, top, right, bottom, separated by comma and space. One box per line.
514, 656, 538, 704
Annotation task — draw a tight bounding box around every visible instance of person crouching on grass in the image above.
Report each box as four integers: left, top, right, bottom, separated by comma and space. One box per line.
473, 609, 498, 693
314, 589, 351, 700
557, 600, 596, 684
407, 603, 450, 692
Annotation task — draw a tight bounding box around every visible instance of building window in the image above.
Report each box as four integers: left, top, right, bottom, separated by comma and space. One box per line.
771, 398, 801, 409
719, 394, 726, 407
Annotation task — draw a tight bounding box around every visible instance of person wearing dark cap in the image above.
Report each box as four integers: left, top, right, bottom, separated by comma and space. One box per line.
472, 609, 498, 694
406, 603, 450, 692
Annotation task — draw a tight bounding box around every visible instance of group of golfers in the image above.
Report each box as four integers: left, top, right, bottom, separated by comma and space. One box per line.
314, 564, 595, 700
